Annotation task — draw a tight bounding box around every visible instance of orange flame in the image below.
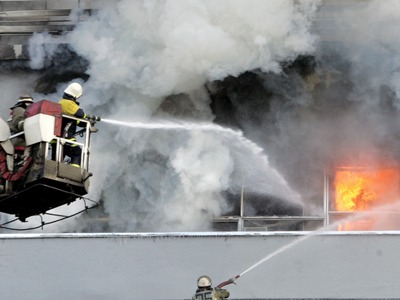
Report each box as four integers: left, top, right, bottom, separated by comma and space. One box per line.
334, 167, 400, 230
335, 170, 376, 211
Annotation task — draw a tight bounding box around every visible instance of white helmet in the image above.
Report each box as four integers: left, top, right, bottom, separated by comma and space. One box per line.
18, 95, 33, 104
64, 82, 83, 99
197, 275, 212, 288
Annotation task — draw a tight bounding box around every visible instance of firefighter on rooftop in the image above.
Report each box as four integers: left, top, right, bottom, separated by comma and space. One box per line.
192, 275, 230, 300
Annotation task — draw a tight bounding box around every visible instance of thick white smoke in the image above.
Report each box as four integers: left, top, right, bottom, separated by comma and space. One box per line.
25, 0, 319, 231
69, 0, 318, 97
315, 0, 400, 104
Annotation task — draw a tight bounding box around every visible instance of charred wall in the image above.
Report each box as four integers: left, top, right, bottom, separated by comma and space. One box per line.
207, 54, 400, 216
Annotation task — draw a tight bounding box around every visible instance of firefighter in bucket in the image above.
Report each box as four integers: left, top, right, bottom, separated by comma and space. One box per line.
52, 82, 100, 167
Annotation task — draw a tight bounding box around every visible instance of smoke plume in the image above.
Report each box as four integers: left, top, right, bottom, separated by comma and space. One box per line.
12, 0, 400, 232
21, 0, 322, 231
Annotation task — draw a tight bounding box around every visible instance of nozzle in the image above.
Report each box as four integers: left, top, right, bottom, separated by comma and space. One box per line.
87, 114, 101, 122
216, 275, 240, 288
228, 275, 240, 284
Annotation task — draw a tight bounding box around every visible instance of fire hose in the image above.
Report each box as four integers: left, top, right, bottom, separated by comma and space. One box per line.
0, 145, 32, 181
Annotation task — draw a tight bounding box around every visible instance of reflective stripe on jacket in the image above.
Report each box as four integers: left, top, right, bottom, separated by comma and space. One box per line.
192, 288, 229, 300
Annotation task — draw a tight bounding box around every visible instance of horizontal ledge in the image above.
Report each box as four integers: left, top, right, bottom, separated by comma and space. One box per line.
0, 231, 399, 239
0, 20, 72, 25
0, 9, 91, 20
214, 216, 325, 223
0, 24, 74, 33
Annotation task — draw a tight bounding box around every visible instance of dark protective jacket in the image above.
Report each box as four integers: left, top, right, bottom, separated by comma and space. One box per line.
8, 103, 29, 147
8, 105, 27, 133
58, 97, 87, 139
192, 287, 230, 300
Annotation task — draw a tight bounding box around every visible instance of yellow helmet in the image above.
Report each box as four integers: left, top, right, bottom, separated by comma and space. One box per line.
197, 275, 212, 288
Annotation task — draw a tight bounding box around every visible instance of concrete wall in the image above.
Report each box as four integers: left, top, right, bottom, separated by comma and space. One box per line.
0, 231, 399, 299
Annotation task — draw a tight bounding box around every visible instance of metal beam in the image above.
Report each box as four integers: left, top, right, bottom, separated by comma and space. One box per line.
0, 9, 72, 21
0, 24, 74, 34
214, 216, 325, 222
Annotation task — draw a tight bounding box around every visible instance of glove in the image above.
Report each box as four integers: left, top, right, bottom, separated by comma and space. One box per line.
214, 288, 230, 299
